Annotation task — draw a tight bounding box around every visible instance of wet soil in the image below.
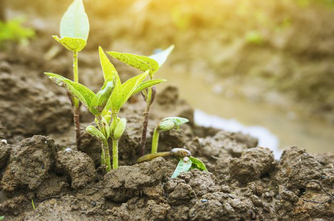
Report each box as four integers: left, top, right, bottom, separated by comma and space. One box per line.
1, 50, 334, 220
1, 1, 334, 219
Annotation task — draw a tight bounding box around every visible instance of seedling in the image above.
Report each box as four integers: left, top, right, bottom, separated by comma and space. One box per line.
108, 46, 174, 155
0, 18, 35, 46
151, 117, 189, 154
51, 0, 90, 149
31, 199, 36, 210
171, 156, 208, 178
46, 47, 166, 171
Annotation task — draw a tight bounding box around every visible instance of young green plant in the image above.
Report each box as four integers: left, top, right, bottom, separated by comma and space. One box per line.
171, 156, 208, 178
46, 47, 166, 171
51, 0, 89, 149
107, 46, 174, 155
151, 117, 189, 154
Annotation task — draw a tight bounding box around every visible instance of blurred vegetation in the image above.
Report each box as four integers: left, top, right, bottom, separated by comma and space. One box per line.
0, 18, 35, 46
5, 0, 334, 123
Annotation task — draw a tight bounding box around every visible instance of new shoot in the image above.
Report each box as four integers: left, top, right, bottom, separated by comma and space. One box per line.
151, 117, 188, 154
51, 0, 89, 149
108, 46, 174, 155
46, 47, 166, 171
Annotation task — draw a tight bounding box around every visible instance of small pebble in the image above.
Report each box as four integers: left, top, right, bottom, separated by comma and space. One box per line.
64, 148, 72, 152
201, 199, 208, 203
1, 139, 7, 144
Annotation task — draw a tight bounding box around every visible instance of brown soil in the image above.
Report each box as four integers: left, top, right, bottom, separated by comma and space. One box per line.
1, 1, 334, 219
1, 51, 334, 220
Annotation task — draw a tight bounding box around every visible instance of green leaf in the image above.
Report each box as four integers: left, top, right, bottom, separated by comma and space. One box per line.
111, 70, 149, 112
45, 72, 95, 109
53, 36, 86, 52
189, 157, 208, 172
86, 125, 107, 146
90, 81, 114, 115
113, 118, 126, 140
149, 45, 174, 67
99, 46, 120, 84
132, 79, 166, 95
158, 117, 189, 131
157, 120, 175, 132
0, 216, 4, 221
60, 0, 89, 41
171, 158, 192, 178
107, 51, 159, 78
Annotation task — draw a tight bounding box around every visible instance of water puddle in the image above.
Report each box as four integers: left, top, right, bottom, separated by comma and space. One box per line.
159, 69, 334, 155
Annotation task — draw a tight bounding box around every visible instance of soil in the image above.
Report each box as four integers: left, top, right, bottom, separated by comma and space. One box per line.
1, 1, 334, 220
1, 51, 334, 220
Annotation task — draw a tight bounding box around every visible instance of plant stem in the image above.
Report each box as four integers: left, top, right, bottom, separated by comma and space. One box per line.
151, 127, 159, 154
111, 112, 119, 169
140, 87, 154, 155
73, 51, 81, 150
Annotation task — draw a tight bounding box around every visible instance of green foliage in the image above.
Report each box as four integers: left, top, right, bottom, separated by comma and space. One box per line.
245, 31, 264, 45
189, 157, 208, 171
111, 70, 149, 112
172, 156, 208, 178
60, 0, 89, 41
157, 117, 189, 131
132, 79, 167, 95
45, 73, 95, 109
108, 45, 174, 78
113, 118, 126, 139
86, 125, 107, 145
54, 0, 89, 52
108, 51, 159, 78
171, 158, 192, 178
99, 46, 119, 83
0, 18, 34, 45
149, 45, 175, 67
90, 81, 114, 115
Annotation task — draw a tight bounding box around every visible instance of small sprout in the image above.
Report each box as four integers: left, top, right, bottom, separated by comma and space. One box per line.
108, 46, 173, 155
172, 156, 208, 179
31, 199, 36, 210
46, 47, 165, 171
47, 0, 90, 150
151, 117, 189, 154
171, 158, 192, 179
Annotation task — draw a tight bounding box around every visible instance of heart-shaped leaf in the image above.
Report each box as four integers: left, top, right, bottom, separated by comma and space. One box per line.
60, 0, 89, 41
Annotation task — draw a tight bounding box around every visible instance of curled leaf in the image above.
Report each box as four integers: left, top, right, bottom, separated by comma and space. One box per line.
86, 125, 107, 146
113, 118, 127, 140
189, 157, 208, 172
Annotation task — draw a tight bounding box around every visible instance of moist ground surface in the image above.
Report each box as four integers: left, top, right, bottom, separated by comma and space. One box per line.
1, 52, 334, 220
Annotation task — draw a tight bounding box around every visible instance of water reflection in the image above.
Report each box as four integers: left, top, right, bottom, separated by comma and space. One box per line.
195, 109, 282, 158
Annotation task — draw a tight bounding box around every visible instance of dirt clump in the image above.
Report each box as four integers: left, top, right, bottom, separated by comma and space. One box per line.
56, 149, 96, 189
1, 135, 56, 191
229, 147, 274, 183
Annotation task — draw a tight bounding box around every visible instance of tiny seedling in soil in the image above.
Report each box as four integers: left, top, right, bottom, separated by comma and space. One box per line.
108, 46, 174, 155
51, 0, 90, 149
171, 156, 208, 178
46, 47, 166, 171
151, 117, 189, 154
